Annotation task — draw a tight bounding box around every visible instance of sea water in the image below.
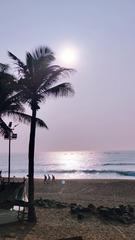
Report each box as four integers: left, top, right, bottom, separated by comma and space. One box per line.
0, 151, 135, 179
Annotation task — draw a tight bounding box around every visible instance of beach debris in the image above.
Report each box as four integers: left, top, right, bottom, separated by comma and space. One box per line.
58, 237, 83, 240
34, 198, 70, 208
77, 213, 85, 221
71, 204, 135, 224
34, 198, 135, 224
88, 204, 96, 214
71, 205, 90, 215
97, 205, 135, 224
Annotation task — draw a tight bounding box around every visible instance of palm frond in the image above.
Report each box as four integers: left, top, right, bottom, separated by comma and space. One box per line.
8, 46, 75, 114
44, 83, 75, 98
0, 118, 10, 136
38, 66, 75, 93
32, 46, 55, 62
26, 52, 34, 76
6, 111, 48, 128
0, 63, 9, 72
0, 94, 25, 115
35, 118, 48, 128
8, 52, 25, 69
25, 47, 55, 91
3, 111, 31, 124
0, 64, 17, 95
8, 51, 28, 77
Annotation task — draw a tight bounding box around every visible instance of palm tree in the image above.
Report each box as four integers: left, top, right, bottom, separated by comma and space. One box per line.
0, 63, 46, 136
0, 63, 47, 185
0, 63, 24, 136
8, 46, 75, 222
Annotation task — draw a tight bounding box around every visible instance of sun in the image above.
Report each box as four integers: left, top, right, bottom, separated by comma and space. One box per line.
57, 46, 78, 67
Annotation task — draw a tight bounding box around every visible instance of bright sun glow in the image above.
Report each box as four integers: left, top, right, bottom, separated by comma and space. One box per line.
58, 152, 82, 170
57, 46, 78, 67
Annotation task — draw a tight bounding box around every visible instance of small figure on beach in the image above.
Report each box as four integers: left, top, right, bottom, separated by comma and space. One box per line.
44, 174, 55, 183
52, 175, 55, 181
47, 174, 51, 181
44, 175, 47, 184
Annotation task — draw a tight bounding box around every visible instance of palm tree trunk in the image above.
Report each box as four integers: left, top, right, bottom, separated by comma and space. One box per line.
28, 107, 37, 222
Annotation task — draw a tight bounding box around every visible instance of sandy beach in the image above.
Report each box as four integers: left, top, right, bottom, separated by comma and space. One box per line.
0, 179, 135, 240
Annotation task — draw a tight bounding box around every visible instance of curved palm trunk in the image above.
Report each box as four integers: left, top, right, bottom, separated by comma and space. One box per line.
28, 108, 37, 222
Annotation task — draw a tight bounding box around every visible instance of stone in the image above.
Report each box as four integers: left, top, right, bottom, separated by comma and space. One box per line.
88, 204, 96, 214
77, 213, 84, 220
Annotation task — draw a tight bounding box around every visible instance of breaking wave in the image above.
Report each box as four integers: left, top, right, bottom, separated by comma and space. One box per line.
103, 163, 135, 166
47, 169, 135, 177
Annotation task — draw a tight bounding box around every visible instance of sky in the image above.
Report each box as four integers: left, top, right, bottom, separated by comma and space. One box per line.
0, 0, 135, 153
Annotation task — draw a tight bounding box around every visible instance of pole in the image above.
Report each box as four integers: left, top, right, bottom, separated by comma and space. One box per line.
8, 133, 11, 183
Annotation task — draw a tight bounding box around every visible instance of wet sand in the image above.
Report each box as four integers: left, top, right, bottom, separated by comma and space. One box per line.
0, 179, 135, 240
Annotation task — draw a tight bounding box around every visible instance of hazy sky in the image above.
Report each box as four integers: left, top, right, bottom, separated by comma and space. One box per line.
0, 0, 135, 153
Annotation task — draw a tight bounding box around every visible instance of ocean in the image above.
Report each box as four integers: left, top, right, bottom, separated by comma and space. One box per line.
0, 151, 135, 179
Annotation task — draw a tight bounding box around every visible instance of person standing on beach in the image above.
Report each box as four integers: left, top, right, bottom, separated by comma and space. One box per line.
47, 174, 51, 182
52, 175, 55, 181
44, 175, 47, 184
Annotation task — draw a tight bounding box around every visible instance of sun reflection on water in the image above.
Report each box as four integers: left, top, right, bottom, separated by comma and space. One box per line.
37, 151, 102, 179
58, 152, 83, 170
